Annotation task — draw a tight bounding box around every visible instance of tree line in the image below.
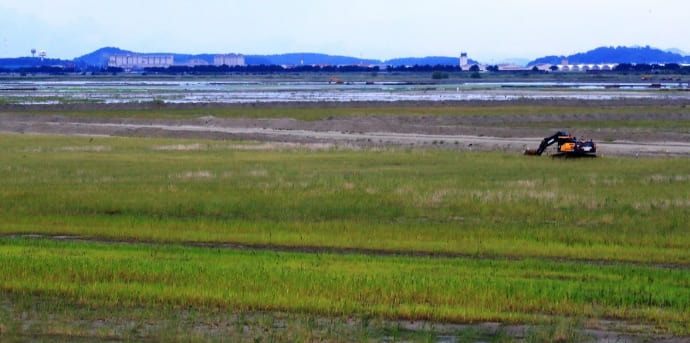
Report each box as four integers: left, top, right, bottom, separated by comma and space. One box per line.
142, 64, 381, 74
140, 64, 473, 75
0, 66, 76, 74
3, 63, 690, 75
613, 63, 690, 73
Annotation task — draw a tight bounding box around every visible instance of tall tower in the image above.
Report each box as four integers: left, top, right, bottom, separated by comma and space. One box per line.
460, 52, 468, 67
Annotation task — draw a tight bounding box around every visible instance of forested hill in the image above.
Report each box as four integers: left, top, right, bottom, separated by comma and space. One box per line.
246, 54, 478, 67
75, 47, 133, 66
529, 46, 690, 65
74, 47, 216, 66
71, 48, 382, 66
74, 48, 465, 67
384, 56, 477, 66
245, 53, 381, 66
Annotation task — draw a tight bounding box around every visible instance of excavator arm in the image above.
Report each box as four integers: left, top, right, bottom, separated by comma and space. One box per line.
525, 131, 597, 157
526, 131, 568, 156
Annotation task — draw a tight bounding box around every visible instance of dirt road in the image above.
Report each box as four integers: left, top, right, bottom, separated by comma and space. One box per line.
2, 113, 688, 157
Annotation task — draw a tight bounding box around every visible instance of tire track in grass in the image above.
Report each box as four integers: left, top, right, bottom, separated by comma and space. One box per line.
4, 233, 689, 271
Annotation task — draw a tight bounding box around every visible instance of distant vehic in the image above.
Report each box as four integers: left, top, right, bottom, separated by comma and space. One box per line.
524, 131, 597, 157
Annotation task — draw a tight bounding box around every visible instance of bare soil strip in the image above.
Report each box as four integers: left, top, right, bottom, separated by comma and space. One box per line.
1, 114, 689, 157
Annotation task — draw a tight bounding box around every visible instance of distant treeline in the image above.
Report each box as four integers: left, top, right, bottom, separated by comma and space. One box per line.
612, 63, 690, 73
142, 64, 380, 74
142, 64, 468, 74
386, 65, 464, 72
0, 66, 77, 74
3, 63, 690, 75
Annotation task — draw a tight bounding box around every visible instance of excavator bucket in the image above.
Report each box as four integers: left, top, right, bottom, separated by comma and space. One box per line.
524, 149, 539, 155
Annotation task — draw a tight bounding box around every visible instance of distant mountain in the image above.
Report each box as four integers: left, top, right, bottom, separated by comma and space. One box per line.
244, 53, 380, 66
383, 56, 473, 66
72, 47, 471, 68
244, 54, 477, 67
11, 45, 690, 71
74, 48, 383, 67
666, 48, 688, 56
74, 47, 218, 66
528, 55, 566, 66
528, 46, 689, 66
74, 47, 133, 66
496, 58, 531, 67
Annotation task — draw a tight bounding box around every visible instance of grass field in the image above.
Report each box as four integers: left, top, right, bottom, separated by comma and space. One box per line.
1, 133, 689, 341
4, 101, 689, 141
5, 103, 690, 125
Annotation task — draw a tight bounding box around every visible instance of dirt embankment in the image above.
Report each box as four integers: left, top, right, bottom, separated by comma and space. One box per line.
1, 99, 689, 157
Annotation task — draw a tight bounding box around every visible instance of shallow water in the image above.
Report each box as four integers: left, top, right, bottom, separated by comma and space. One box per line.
2, 80, 689, 104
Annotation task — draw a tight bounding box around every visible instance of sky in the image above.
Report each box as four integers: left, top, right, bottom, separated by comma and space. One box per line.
0, 0, 688, 63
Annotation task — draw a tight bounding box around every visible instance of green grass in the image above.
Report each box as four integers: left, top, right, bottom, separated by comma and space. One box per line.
3, 103, 689, 124
1, 134, 688, 265
1, 133, 689, 338
1, 238, 689, 335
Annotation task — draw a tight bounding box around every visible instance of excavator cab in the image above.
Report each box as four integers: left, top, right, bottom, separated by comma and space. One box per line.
525, 131, 596, 157
560, 142, 576, 153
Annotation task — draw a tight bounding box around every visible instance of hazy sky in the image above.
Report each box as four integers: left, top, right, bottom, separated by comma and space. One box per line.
1, 0, 688, 62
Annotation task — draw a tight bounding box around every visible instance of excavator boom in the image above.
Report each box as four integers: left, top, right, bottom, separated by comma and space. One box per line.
525, 131, 596, 157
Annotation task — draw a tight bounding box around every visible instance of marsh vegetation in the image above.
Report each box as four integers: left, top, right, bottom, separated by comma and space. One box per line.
1, 133, 688, 341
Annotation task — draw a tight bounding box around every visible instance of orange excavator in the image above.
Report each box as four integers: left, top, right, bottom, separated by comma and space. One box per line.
328, 77, 344, 84
524, 131, 597, 157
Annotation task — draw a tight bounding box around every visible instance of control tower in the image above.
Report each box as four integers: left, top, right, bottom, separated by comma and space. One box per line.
460, 52, 468, 67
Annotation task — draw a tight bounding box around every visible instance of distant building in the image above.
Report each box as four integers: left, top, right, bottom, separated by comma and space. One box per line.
532, 63, 554, 71
556, 63, 618, 72
497, 64, 528, 71
108, 55, 174, 69
213, 54, 245, 66
460, 52, 468, 67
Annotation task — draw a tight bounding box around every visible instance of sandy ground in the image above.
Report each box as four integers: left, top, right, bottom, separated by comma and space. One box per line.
1, 112, 688, 157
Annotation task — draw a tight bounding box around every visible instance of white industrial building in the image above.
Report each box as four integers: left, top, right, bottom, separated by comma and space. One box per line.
459, 52, 468, 68
108, 55, 174, 69
213, 54, 245, 66
557, 63, 618, 72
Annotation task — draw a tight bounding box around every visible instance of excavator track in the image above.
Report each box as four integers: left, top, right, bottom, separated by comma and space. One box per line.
551, 152, 597, 158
